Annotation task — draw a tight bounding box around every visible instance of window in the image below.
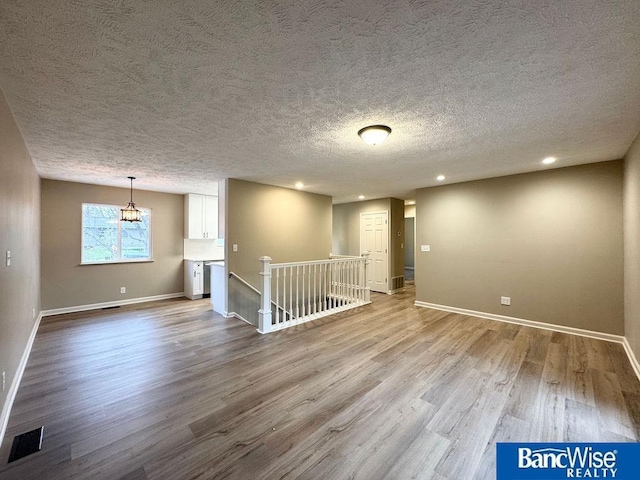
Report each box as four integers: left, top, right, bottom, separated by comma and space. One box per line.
81, 203, 152, 264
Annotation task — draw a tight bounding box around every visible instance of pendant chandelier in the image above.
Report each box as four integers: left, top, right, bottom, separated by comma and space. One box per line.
120, 176, 141, 222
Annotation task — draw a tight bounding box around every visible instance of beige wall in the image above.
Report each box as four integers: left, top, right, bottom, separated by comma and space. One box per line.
0, 89, 40, 421
41, 180, 184, 310
333, 198, 390, 256
226, 179, 332, 288
415, 161, 624, 335
624, 132, 640, 359
332, 198, 405, 281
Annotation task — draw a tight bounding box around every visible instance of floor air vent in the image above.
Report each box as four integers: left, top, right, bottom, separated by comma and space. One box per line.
7, 426, 44, 463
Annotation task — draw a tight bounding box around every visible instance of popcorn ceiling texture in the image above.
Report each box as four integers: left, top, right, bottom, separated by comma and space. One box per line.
1, 1, 640, 202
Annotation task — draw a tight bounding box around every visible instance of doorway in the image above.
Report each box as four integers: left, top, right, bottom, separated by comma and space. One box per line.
404, 217, 414, 282
360, 211, 389, 293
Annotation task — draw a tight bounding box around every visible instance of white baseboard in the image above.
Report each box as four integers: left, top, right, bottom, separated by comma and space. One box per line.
621, 337, 640, 381
387, 288, 405, 295
1, 312, 42, 447
414, 301, 626, 345
41, 292, 186, 317
226, 311, 257, 327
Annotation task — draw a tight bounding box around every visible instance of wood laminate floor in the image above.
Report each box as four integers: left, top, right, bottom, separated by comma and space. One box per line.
1, 286, 639, 480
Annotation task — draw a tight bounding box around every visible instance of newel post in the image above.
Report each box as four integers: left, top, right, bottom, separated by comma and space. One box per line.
361, 251, 371, 303
258, 256, 273, 334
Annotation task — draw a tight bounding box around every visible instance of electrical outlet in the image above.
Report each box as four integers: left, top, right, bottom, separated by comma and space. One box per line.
501, 296, 511, 306
120, 287, 126, 294
2, 371, 5, 392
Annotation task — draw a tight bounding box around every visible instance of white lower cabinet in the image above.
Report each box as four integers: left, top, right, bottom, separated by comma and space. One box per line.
184, 260, 204, 299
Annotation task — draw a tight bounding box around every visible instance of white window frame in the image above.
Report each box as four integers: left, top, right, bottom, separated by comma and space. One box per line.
81, 203, 153, 265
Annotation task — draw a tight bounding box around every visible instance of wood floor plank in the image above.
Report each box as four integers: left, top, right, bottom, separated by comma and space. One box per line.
1, 287, 638, 480
529, 342, 568, 442
591, 368, 636, 439
474, 413, 530, 480
564, 398, 601, 442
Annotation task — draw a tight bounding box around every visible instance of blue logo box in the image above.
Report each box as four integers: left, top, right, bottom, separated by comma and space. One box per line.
497, 443, 640, 479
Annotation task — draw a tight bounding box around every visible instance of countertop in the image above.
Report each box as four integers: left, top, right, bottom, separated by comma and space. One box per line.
183, 258, 224, 262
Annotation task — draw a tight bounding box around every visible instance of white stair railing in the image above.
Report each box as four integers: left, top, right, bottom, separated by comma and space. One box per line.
258, 253, 371, 334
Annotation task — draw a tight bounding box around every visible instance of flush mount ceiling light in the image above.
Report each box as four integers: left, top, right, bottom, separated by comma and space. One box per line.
295, 182, 304, 189
357, 125, 392, 145
120, 176, 141, 222
358, 195, 365, 200
542, 156, 557, 165
436, 175, 446, 181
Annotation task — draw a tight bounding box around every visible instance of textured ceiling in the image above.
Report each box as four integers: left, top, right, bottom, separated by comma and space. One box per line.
1, 1, 640, 203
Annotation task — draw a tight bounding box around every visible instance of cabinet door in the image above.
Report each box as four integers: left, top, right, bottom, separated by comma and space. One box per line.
204, 195, 218, 239
184, 260, 204, 299
193, 261, 204, 295
186, 194, 205, 239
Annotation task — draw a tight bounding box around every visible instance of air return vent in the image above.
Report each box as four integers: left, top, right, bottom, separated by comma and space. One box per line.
391, 276, 404, 291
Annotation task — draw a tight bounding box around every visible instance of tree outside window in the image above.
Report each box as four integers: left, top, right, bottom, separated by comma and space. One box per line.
82, 204, 151, 263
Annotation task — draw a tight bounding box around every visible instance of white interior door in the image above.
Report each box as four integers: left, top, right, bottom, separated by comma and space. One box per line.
360, 211, 389, 293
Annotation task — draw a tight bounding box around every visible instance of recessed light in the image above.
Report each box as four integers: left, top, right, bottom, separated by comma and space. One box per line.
542, 157, 556, 165
295, 182, 304, 189
358, 195, 365, 200
436, 175, 446, 181
357, 125, 392, 145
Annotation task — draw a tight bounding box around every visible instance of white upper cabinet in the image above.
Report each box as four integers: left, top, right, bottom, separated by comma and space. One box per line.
185, 193, 218, 239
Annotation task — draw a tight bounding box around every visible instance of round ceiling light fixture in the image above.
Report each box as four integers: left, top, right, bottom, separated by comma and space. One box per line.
542, 156, 556, 165
358, 125, 392, 145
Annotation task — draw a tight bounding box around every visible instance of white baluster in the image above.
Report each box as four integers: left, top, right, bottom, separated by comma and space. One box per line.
289, 266, 293, 320
301, 265, 305, 318
275, 267, 280, 325
313, 264, 317, 314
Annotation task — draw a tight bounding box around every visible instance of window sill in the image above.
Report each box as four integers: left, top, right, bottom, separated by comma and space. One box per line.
79, 259, 154, 266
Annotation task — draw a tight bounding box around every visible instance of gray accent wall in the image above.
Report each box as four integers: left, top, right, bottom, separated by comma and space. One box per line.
415, 161, 624, 335
40, 180, 184, 310
624, 133, 640, 361
0, 89, 40, 420
332, 198, 405, 281
226, 179, 332, 288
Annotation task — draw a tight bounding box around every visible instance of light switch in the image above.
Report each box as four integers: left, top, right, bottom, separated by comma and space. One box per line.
5, 250, 10, 267
421, 245, 430, 252
233, 244, 238, 252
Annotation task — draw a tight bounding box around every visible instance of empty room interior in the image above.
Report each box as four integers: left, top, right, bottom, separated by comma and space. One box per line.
2, 1, 640, 479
